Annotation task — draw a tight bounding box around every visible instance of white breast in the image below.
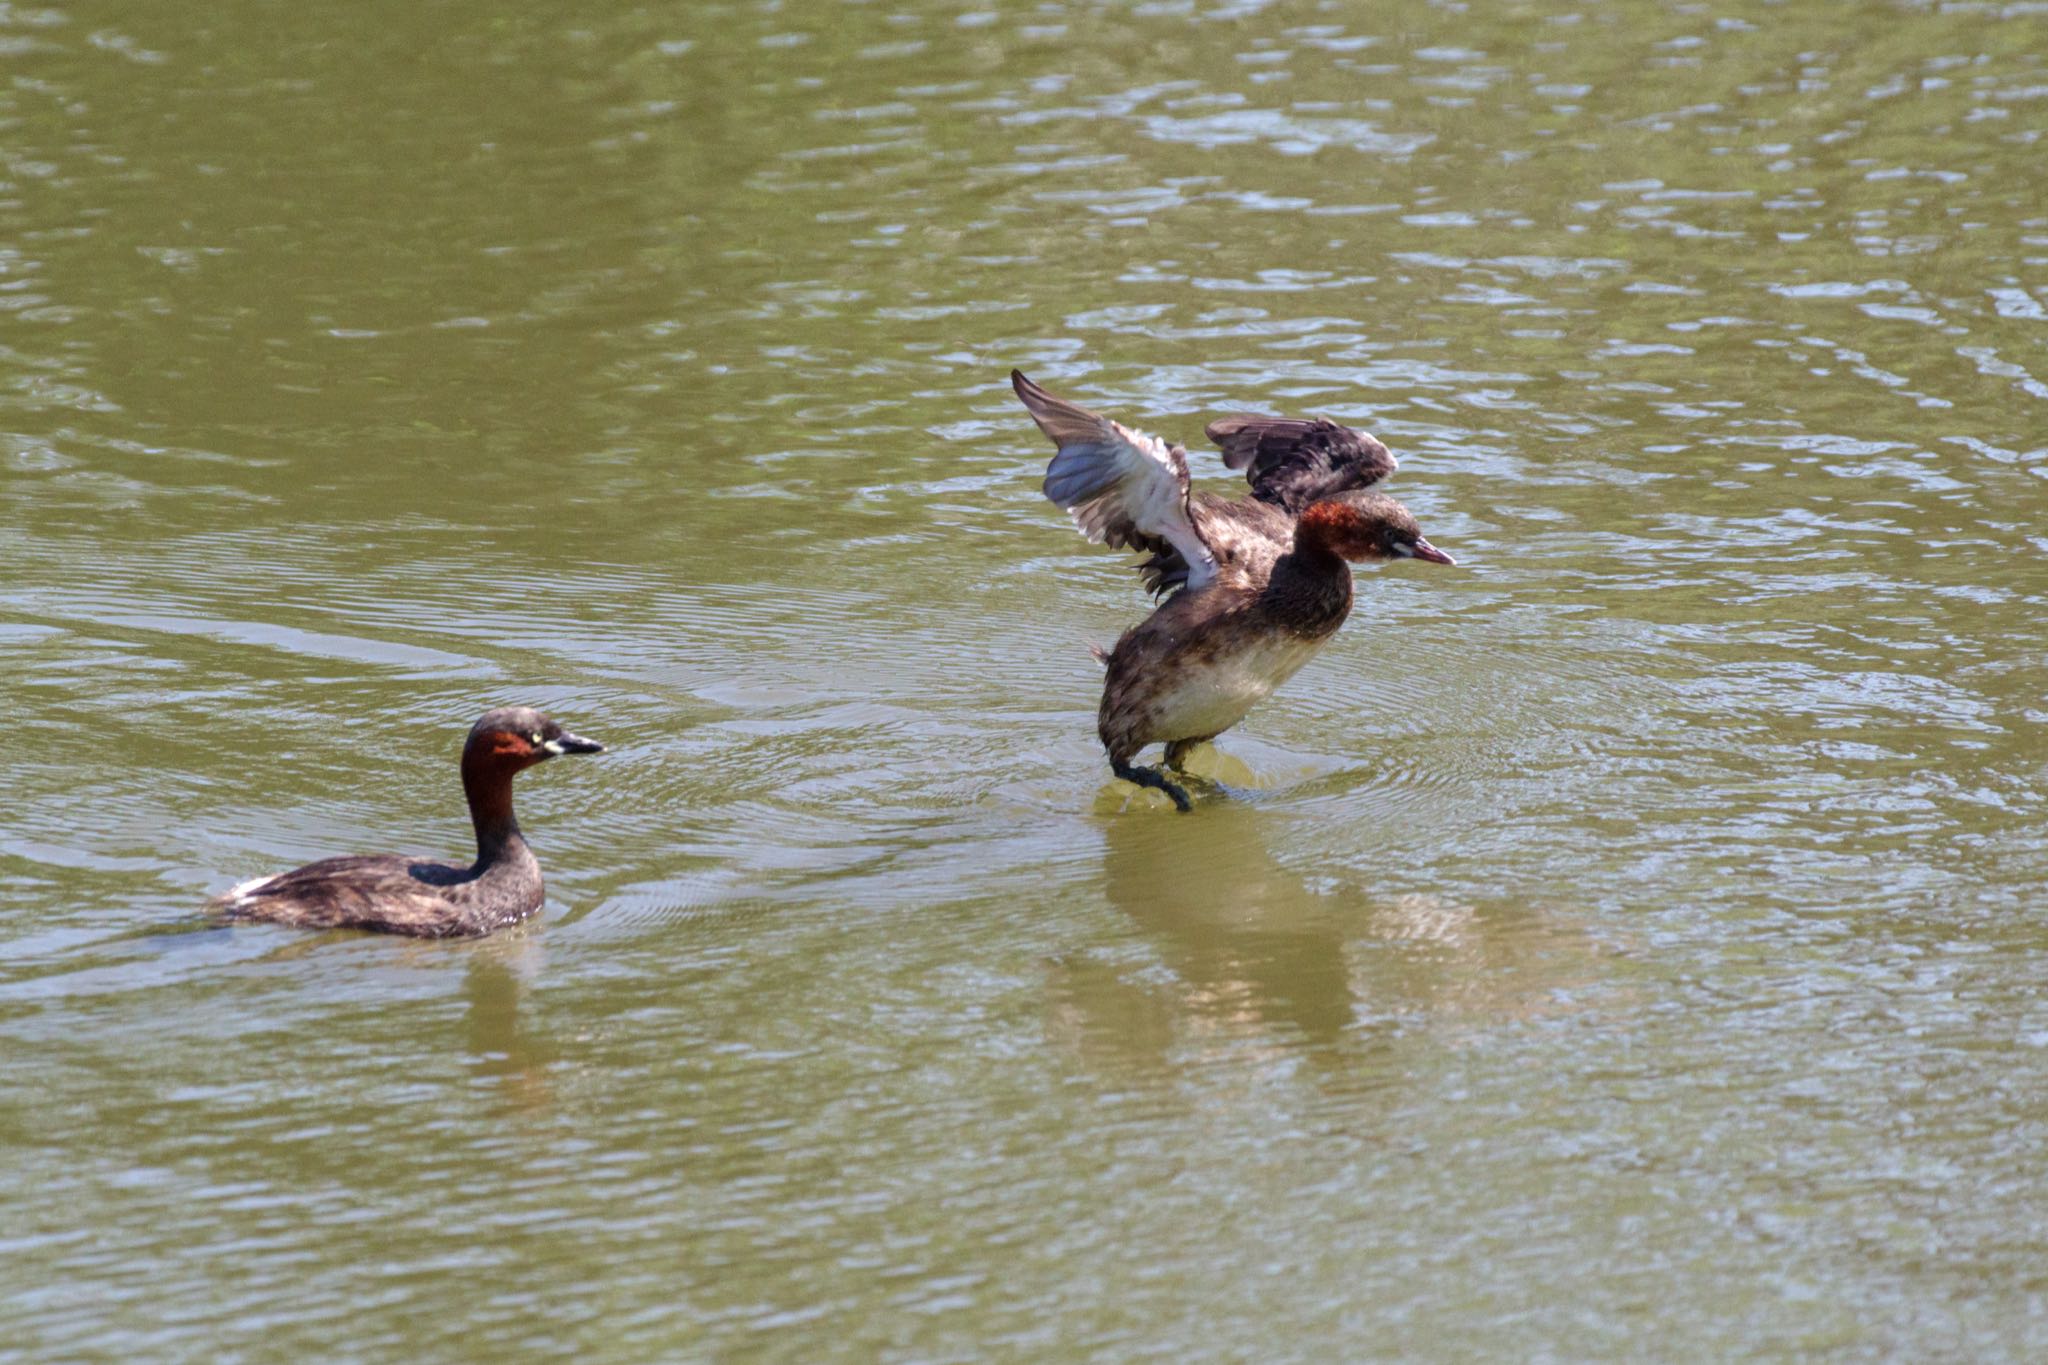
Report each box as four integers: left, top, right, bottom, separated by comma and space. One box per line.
1147, 633, 1326, 738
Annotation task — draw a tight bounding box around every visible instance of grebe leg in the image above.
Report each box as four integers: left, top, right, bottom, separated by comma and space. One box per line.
1111, 757, 1193, 812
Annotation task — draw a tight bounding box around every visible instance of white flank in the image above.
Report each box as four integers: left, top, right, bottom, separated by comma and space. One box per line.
219, 873, 277, 906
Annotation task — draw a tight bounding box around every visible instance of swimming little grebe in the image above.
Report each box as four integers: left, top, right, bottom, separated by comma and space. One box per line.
210, 707, 604, 936
1014, 369, 1454, 811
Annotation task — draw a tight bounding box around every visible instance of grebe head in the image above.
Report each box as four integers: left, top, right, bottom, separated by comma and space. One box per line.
464, 707, 606, 772
1297, 492, 1456, 565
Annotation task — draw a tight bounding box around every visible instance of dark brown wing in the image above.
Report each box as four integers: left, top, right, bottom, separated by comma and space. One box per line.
1204, 415, 1397, 516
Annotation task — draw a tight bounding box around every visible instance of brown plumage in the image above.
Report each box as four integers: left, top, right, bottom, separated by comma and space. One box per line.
209, 707, 604, 937
1014, 369, 1454, 811
1206, 413, 1399, 514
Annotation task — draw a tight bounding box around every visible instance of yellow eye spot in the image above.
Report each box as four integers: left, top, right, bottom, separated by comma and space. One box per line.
530, 732, 543, 745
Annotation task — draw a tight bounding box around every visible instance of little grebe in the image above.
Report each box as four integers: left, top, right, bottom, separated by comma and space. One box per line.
1014, 369, 1454, 811
210, 707, 604, 936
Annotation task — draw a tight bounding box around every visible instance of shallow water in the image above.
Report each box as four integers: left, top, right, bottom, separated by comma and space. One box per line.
5, 0, 2048, 1355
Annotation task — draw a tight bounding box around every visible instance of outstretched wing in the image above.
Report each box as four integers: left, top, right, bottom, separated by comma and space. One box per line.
1204, 414, 1397, 516
1014, 370, 1218, 592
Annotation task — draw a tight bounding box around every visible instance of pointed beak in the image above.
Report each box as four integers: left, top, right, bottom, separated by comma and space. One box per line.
1405, 537, 1456, 566
542, 731, 605, 756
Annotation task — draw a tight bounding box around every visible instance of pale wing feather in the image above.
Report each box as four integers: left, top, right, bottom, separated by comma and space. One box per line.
1014, 370, 1219, 591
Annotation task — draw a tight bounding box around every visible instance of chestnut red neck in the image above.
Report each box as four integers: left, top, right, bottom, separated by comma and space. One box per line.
461, 744, 534, 865
1293, 500, 1359, 554
1265, 536, 1354, 637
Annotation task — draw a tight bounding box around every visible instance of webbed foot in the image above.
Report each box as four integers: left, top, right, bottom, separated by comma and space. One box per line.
1111, 758, 1193, 812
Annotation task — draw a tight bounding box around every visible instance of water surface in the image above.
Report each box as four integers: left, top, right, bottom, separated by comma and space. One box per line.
5, 0, 2048, 1356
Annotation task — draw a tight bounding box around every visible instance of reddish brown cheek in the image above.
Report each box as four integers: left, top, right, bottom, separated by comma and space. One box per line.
487, 735, 536, 764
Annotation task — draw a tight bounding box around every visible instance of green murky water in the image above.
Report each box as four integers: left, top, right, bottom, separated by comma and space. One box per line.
5, 0, 2047, 1356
